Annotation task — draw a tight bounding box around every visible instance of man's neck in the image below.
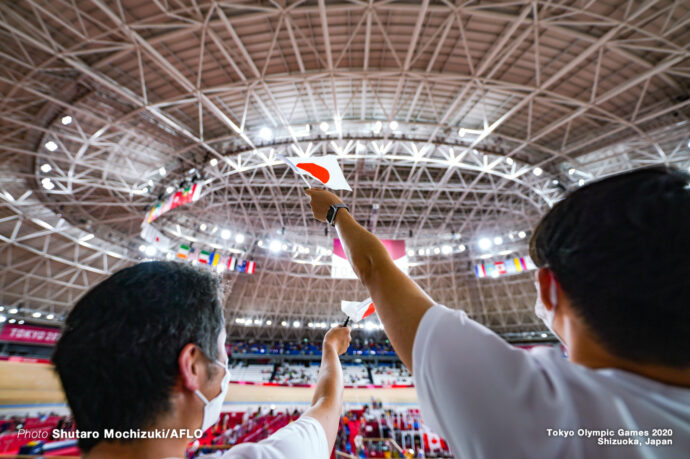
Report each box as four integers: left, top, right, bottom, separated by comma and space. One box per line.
564, 318, 690, 388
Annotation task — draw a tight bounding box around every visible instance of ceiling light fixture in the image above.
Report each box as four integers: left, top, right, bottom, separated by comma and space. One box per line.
61, 115, 72, 125
145, 246, 156, 257
533, 167, 543, 176
235, 233, 245, 243
373, 121, 383, 134
221, 229, 231, 240
40, 163, 52, 173
478, 238, 492, 250
270, 240, 282, 252
494, 237, 503, 245
389, 120, 399, 130
46, 314, 54, 320
45, 141, 58, 151
518, 231, 527, 239
319, 121, 329, 132
210, 158, 218, 167
259, 126, 273, 141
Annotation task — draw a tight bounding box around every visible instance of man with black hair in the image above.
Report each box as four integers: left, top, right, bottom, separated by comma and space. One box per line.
53, 261, 351, 458
306, 166, 689, 458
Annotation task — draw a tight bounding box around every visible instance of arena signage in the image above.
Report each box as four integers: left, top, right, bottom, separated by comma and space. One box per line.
0, 324, 61, 345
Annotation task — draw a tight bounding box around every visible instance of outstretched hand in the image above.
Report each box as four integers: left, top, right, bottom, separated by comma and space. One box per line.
305, 188, 343, 223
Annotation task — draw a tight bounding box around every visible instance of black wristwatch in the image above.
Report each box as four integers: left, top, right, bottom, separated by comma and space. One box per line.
326, 203, 350, 226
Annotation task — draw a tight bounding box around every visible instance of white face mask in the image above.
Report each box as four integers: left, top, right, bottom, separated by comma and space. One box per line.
534, 276, 561, 342
195, 360, 231, 432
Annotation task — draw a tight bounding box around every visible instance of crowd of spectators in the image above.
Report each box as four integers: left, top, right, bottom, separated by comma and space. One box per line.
228, 338, 396, 357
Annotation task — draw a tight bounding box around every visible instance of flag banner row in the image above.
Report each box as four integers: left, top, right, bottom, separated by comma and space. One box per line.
475, 256, 537, 279
143, 183, 202, 224
176, 244, 256, 274
332, 239, 407, 279
140, 223, 171, 250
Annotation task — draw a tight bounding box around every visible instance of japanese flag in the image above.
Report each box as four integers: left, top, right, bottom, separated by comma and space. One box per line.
277, 154, 352, 191
341, 298, 375, 323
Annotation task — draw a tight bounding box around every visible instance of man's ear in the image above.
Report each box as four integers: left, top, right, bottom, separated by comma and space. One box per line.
178, 343, 204, 392
537, 267, 559, 311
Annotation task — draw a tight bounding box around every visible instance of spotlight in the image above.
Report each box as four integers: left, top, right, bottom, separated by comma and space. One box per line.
418, 249, 424, 256
518, 231, 527, 239
433, 247, 441, 255
568, 168, 575, 175
166, 186, 174, 194
458, 244, 466, 252
200, 223, 207, 231
235, 233, 245, 243
158, 167, 166, 176
235, 318, 244, 324
373, 121, 383, 134
259, 126, 273, 141
266, 320, 272, 326
441, 245, 452, 255
493, 237, 503, 245
40, 163, 52, 173
254, 319, 262, 325
145, 245, 156, 257
41, 178, 55, 190
257, 240, 264, 247
389, 120, 399, 130
270, 240, 282, 252
221, 229, 231, 240
458, 128, 466, 137
18, 320, 24, 325
281, 321, 288, 327
210, 158, 218, 166
407, 249, 415, 257
319, 121, 329, 132
46, 314, 54, 320
32, 312, 41, 318
478, 238, 492, 250
8, 319, 16, 324
578, 179, 585, 186
533, 167, 543, 176
139, 244, 147, 252
505, 157, 514, 165
293, 320, 301, 328
305, 124, 311, 134
9, 308, 17, 314
45, 141, 58, 151
61, 115, 72, 125
0, 316, 6, 323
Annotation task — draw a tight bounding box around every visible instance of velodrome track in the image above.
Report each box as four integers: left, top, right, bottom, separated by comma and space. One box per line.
0, 361, 419, 416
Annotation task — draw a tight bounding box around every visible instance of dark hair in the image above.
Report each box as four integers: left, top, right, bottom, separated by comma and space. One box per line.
52, 261, 224, 451
529, 166, 690, 367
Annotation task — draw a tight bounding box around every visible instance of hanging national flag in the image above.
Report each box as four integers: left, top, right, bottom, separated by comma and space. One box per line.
227, 256, 238, 271
277, 155, 352, 191
341, 298, 376, 323
140, 223, 171, 250
246, 261, 256, 274
144, 182, 203, 224
209, 252, 220, 267
177, 244, 190, 259
235, 259, 247, 272
198, 250, 210, 264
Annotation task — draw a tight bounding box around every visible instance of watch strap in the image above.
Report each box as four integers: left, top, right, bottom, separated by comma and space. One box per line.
327, 203, 349, 226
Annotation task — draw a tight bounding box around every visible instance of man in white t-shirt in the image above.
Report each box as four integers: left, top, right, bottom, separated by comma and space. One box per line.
305, 166, 690, 458
53, 261, 351, 459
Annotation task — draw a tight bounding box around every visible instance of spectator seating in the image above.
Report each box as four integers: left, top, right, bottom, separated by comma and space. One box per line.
229, 363, 273, 383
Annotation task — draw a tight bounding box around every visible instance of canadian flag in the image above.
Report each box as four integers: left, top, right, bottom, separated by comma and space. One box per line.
341, 298, 375, 323
276, 154, 352, 191
423, 432, 443, 453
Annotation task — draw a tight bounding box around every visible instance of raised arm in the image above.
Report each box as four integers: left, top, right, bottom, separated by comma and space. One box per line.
302, 325, 351, 450
305, 188, 434, 373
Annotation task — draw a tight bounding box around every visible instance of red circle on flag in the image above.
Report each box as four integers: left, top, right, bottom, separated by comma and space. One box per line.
296, 162, 330, 184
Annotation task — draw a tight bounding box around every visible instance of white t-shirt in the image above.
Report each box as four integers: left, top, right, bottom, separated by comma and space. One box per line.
197, 415, 329, 459
413, 304, 690, 459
